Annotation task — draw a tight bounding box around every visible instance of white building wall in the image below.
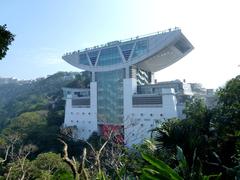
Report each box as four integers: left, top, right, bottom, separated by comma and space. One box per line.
64, 82, 98, 140
64, 78, 179, 145
123, 78, 178, 146
162, 88, 178, 118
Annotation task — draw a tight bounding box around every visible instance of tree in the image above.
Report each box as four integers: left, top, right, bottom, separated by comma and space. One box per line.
152, 75, 240, 179
32, 152, 72, 179
214, 75, 240, 135
0, 24, 15, 60
212, 75, 240, 176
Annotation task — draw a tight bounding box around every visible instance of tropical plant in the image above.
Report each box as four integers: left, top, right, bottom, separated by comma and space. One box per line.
0, 24, 15, 60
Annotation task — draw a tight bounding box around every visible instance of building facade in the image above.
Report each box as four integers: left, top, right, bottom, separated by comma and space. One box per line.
62, 28, 194, 146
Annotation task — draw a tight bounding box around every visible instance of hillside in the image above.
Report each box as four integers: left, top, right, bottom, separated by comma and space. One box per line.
0, 71, 89, 129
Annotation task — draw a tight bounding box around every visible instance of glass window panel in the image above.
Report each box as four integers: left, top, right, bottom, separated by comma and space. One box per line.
79, 53, 89, 65
132, 39, 149, 58
97, 47, 122, 66
88, 51, 99, 65
96, 69, 125, 123
120, 43, 134, 61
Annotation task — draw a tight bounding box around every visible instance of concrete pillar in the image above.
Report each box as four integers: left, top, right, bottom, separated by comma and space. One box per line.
162, 88, 178, 118
123, 78, 137, 146
64, 95, 72, 126
92, 72, 95, 82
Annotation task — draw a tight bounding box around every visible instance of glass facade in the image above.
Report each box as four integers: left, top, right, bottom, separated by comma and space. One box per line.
96, 69, 125, 124
88, 51, 99, 65
120, 43, 134, 61
79, 53, 89, 65
97, 47, 122, 66
132, 39, 149, 58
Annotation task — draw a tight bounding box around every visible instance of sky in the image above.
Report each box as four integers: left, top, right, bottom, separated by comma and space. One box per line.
0, 0, 239, 89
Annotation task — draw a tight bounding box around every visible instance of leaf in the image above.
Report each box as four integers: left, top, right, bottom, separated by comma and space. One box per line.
176, 146, 187, 168
96, 170, 107, 180
142, 153, 183, 180
202, 173, 222, 180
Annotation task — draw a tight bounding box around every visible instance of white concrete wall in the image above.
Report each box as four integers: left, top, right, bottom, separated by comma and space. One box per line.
123, 78, 178, 146
162, 88, 178, 118
64, 82, 98, 140
64, 78, 180, 145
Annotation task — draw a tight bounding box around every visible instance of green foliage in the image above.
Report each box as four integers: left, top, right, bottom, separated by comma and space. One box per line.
66, 71, 91, 88
5, 152, 73, 179
33, 152, 66, 171
32, 152, 72, 179
215, 75, 240, 135
2, 111, 47, 144
0, 71, 90, 130
212, 75, 240, 178
141, 152, 183, 180
152, 75, 240, 179
0, 72, 90, 153
52, 169, 74, 180
0, 24, 14, 60
0, 71, 238, 179
7, 158, 34, 180
175, 146, 222, 180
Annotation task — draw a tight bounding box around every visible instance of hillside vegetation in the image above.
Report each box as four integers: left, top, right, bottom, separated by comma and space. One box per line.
0, 72, 88, 129
0, 73, 239, 179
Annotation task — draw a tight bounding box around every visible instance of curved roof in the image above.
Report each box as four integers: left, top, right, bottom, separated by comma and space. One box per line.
62, 28, 193, 73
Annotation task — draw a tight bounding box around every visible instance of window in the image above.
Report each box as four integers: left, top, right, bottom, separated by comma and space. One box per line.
120, 43, 134, 61
79, 53, 89, 65
174, 39, 190, 54
132, 40, 148, 58
97, 47, 122, 66
96, 69, 125, 124
88, 51, 99, 65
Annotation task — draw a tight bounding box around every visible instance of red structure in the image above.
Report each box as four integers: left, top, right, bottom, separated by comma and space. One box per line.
99, 124, 124, 144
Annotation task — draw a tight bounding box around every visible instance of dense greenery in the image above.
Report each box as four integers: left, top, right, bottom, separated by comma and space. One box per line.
0, 72, 84, 129
0, 72, 90, 154
0, 24, 15, 60
0, 73, 239, 179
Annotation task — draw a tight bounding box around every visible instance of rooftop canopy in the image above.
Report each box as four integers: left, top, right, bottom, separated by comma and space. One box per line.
62, 27, 193, 73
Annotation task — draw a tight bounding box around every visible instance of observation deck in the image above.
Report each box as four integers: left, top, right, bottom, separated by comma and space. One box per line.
62, 27, 193, 73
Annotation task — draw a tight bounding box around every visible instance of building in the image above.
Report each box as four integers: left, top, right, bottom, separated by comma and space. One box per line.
62, 27, 194, 146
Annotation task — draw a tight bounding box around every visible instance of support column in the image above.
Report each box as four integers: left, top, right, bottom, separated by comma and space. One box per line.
92, 72, 95, 82
162, 88, 178, 118
125, 67, 129, 79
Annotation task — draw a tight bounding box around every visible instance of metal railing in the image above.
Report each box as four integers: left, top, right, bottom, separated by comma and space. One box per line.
63, 27, 180, 57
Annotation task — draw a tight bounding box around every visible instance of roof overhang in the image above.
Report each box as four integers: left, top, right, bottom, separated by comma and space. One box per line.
62, 29, 194, 73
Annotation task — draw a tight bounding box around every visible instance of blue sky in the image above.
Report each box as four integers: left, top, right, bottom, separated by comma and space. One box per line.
0, 0, 239, 88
